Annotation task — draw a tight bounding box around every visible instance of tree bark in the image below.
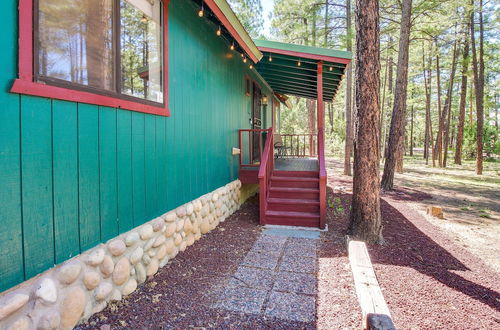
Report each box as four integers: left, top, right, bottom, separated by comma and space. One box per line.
344, 0, 353, 175
455, 25, 470, 165
434, 49, 444, 167
423, 42, 432, 164
307, 99, 316, 154
442, 38, 459, 168
470, 0, 484, 175
410, 105, 414, 156
380, 0, 412, 190
348, 0, 382, 244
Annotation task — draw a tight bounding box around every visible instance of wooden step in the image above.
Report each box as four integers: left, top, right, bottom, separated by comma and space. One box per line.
271, 176, 319, 188
273, 170, 319, 178
267, 197, 320, 213
265, 210, 320, 227
269, 187, 319, 200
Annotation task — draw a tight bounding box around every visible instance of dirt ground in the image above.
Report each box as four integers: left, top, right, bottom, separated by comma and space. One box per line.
391, 155, 500, 273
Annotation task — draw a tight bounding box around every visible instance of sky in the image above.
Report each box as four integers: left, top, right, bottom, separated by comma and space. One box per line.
261, 0, 274, 38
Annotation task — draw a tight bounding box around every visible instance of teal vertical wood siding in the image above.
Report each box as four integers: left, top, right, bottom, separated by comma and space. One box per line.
0, 0, 273, 292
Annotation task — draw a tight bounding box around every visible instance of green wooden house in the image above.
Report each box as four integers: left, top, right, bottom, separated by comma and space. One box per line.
0, 0, 350, 327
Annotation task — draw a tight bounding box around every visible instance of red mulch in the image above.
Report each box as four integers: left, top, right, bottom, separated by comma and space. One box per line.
332, 175, 500, 329
78, 175, 499, 329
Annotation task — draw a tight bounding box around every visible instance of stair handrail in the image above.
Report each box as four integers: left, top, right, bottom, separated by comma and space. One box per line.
258, 127, 274, 225
318, 128, 327, 229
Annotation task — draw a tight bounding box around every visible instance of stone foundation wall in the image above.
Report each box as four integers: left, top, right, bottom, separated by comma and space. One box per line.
0, 180, 244, 330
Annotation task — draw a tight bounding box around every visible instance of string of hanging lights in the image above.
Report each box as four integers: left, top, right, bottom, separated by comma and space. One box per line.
195, 0, 255, 70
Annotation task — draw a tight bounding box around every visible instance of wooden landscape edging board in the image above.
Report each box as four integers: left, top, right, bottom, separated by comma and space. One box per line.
348, 240, 396, 330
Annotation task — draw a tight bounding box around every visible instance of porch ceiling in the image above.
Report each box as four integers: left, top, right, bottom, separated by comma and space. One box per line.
254, 40, 352, 102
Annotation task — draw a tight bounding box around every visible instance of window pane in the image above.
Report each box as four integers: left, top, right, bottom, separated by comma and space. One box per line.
121, 0, 163, 102
38, 0, 114, 90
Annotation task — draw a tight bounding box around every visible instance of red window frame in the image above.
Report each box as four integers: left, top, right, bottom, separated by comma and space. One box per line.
11, 0, 170, 116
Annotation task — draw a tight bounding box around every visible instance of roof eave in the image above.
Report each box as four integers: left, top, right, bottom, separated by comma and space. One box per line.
205, 0, 263, 63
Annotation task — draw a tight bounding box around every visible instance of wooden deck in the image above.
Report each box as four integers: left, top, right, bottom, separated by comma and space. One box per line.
274, 158, 319, 172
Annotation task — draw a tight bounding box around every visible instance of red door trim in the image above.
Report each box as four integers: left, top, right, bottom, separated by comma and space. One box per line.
12, 0, 170, 116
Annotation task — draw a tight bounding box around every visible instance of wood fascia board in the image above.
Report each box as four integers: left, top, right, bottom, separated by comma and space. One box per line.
206, 0, 262, 63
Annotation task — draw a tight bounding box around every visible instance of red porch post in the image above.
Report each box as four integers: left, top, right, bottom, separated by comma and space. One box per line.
317, 61, 327, 229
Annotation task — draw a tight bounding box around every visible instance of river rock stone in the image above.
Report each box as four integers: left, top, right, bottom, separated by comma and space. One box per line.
58, 262, 82, 285
135, 264, 147, 284
142, 254, 151, 265
164, 239, 175, 255
148, 250, 156, 257
146, 258, 159, 276
83, 271, 100, 290
0, 294, 29, 320
165, 223, 176, 237
92, 301, 107, 314
38, 310, 60, 330
200, 219, 210, 234
100, 256, 114, 278
35, 278, 57, 303
140, 224, 154, 240
109, 289, 122, 301
174, 234, 182, 246
7, 316, 30, 330
153, 235, 166, 247
86, 248, 105, 266
95, 282, 113, 300
122, 279, 137, 296
130, 247, 143, 265
176, 206, 186, 218
183, 219, 193, 233
163, 212, 176, 222
152, 217, 164, 232
179, 241, 187, 252
201, 204, 209, 217
156, 244, 167, 260
186, 234, 195, 246
194, 200, 202, 212
112, 258, 130, 285
107, 239, 126, 256
212, 193, 219, 202
176, 219, 185, 232
186, 203, 194, 216
125, 232, 140, 246
60, 287, 86, 329
143, 237, 155, 251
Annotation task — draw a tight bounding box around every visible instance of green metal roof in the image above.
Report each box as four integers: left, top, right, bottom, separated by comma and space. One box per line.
253, 39, 352, 102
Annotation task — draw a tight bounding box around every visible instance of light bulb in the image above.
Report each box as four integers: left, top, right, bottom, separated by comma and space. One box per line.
269, 55, 272, 62
216, 27, 222, 36
329, 66, 333, 71
249, 64, 253, 69
243, 57, 247, 63
198, 9, 203, 17
230, 43, 235, 50
297, 60, 301, 67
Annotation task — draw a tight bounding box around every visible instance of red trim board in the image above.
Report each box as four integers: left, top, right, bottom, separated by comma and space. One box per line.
11, 0, 170, 116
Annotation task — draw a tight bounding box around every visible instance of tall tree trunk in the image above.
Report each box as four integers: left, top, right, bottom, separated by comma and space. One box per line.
328, 103, 334, 133
423, 42, 432, 164
383, 52, 394, 160
410, 105, 414, 156
324, 0, 329, 47
348, 0, 382, 244
344, 0, 353, 175
442, 38, 459, 167
470, 0, 484, 175
381, 0, 412, 190
434, 49, 444, 167
455, 25, 470, 165
380, 54, 389, 159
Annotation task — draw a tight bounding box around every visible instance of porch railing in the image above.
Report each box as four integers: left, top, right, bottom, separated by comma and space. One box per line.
258, 128, 274, 225
275, 134, 317, 158
318, 128, 326, 229
238, 129, 269, 167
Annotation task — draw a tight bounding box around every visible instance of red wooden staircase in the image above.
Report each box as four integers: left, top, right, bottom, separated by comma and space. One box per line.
265, 171, 320, 227
239, 128, 326, 229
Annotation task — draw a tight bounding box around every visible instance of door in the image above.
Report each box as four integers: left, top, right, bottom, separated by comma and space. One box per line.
252, 83, 262, 163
